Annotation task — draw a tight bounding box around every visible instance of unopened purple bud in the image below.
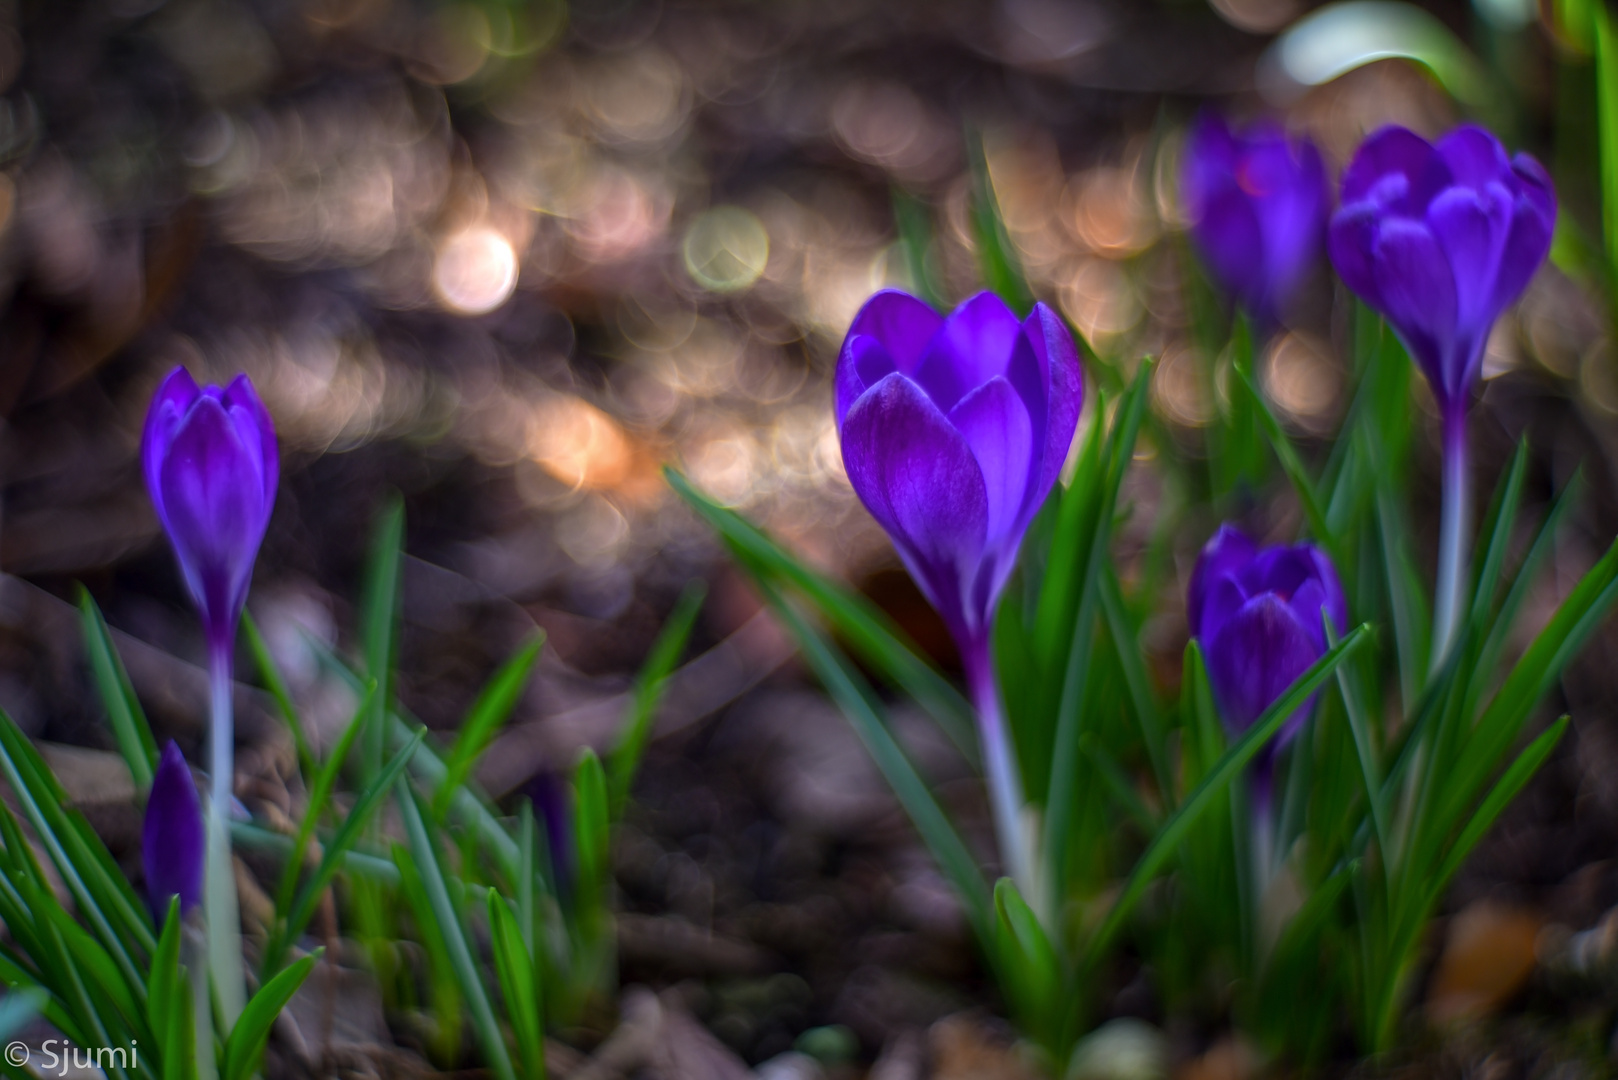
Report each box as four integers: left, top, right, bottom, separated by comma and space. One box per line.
143, 741, 204, 918
522, 769, 574, 902
1181, 113, 1328, 326
834, 290, 1083, 647
1189, 525, 1346, 744
141, 368, 278, 653
1328, 125, 1555, 420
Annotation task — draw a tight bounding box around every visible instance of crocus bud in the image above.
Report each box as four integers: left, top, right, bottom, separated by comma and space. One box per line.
143, 742, 204, 918
1189, 525, 1346, 743
1328, 125, 1555, 419
835, 290, 1083, 647
522, 769, 575, 902
141, 368, 279, 653
1181, 112, 1328, 326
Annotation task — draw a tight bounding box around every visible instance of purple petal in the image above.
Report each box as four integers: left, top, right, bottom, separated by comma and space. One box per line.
1203, 593, 1322, 735
1425, 184, 1513, 326
846, 289, 943, 373
158, 396, 271, 642
1340, 126, 1442, 211
1328, 201, 1387, 310
836, 335, 899, 427
1017, 303, 1084, 522
1188, 524, 1258, 636
1487, 159, 1557, 316
1181, 112, 1240, 220
1435, 125, 1512, 191
222, 374, 279, 509
143, 741, 203, 917
141, 368, 202, 527
1190, 187, 1267, 311
912, 292, 1022, 413
948, 376, 1034, 545
841, 372, 990, 635
1370, 218, 1458, 393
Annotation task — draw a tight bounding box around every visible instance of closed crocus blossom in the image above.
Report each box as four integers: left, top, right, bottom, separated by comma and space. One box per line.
141, 366, 276, 1026
142, 368, 279, 654
1189, 525, 1346, 750
1181, 112, 1328, 326
836, 290, 1083, 648
143, 742, 204, 919
1329, 125, 1554, 663
836, 288, 1083, 897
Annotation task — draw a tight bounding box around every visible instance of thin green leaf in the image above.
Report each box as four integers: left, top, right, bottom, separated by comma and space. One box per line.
488, 891, 546, 1080
748, 574, 993, 944
609, 582, 704, 814
434, 636, 545, 820
360, 493, 405, 782
572, 750, 608, 911
242, 612, 313, 779
396, 784, 518, 1080
263, 730, 424, 979
223, 952, 321, 1080
1081, 625, 1371, 972
273, 682, 377, 917
1237, 368, 1333, 550
146, 897, 182, 1049
664, 468, 978, 763
891, 187, 945, 312
966, 128, 1033, 312
77, 588, 157, 790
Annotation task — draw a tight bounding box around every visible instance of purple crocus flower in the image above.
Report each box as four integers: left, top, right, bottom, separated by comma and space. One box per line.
1328, 125, 1554, 663
143, 741, 204, 919
836, 290, 1083, 651
1181, 113, 1329, 326
1189, 525, 1346, 752
142, 367, 279, 656
835, 288, 1082, 896
1328, 125, 1555, 421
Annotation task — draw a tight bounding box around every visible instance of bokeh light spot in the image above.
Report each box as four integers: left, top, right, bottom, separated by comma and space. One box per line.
683, 206, 769, 293
433, 226, 518, 315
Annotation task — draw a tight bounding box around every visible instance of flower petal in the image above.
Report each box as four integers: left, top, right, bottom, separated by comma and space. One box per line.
222, 375, 279, 509
1015, 303, 1084, 523
1426, 184, 1513, 326
1189, 524, 1257, 636
1370, 218, 1458, 393
1328, 200, 1386, 310
143, 741, 203, 917
846, 289, 943, 374
158, 395, 270, 640
1487, 158, 1557, 317
1181, 111, 1239, 221
1203, 593, 1321, 733
948, 376, 1034, 545
1435, 125, 1512, 191
1340, 126, 1441, 210
912, 291, 1022, 412
1190, 187, 1267, 311
841, 372, 989, 634
836, 335, 897, 428
141, 368, 202, 526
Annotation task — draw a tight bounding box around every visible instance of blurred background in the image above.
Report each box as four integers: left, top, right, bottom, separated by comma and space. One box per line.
6, 0, 1618, 1073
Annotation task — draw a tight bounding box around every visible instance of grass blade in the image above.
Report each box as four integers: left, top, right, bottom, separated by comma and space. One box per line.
609, 582, 704, 814
1081, 624, 1371, 971
434, 636, 545, 820
396, 783, 518, 1080
360, 493, 405, 782
78, 588, 157, 790
241, 612, 313, 779
223, 952, 320, 1080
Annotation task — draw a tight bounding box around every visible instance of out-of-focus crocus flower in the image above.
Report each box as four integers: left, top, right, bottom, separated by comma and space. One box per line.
522, 769, 575, 903
1328, 125, 1555, 663
142, 368, 279, 657
1181, 113, 1329, 326
836, 288, 1083, 899
141, 366, 276, 1027
1189, 525, 1346, 761
143, 742, 204, 919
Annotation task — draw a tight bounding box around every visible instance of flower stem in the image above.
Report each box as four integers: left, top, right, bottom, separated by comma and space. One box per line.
1431, 405, 1470, 671
206, 644, 246, 1031
962, 638, 1037, 909
183, 920, 220, 1080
